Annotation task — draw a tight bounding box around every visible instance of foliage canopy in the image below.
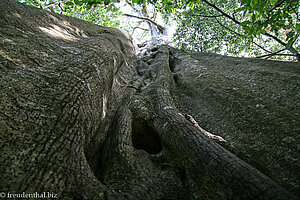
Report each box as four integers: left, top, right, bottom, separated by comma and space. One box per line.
18, 0, 299, 61
151, 0, 299, 60
19, 0, 122, 27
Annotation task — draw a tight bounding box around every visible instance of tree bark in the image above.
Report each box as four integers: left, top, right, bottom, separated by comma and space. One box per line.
0, 0, 299, 199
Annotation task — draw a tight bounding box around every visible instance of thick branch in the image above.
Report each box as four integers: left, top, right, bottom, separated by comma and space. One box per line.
264, 32, 300, 60
123, 13, 166, 34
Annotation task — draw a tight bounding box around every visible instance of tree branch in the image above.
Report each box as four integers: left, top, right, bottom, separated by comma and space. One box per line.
191, 14, 223, 18
264, 32, 300, 60
269, 53, 297, 57
43, 2, 57, 9
214, 18, 273, 53
256, 48, 286, 58
200, 0, 300, 60
253, 42, 273, 53
268, 0, 286, 12
152, 6, 157, 21
201, 0, 241, 25
133, 27, 149, 31
214, 17, 242, 36
58, 0, 64, 13
129, 22, 147, 35
123, 13, 166, 34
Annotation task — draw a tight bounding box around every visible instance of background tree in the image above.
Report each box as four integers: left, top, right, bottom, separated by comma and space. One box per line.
154, 0, 300, 61
19, 0, 122, 27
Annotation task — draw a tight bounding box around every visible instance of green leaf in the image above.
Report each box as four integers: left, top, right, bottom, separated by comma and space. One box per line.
171, 7, 176, 14
286, 39, 293, 49
235, 7, 246, 12
296, 23, 300, 32
243, 26, 252, 34
107, 4, 113, 11
251, 13, 256, 22
247, 40, 252, 48
286, 30, 294, 39
241, 21, 251, 26
74, 0, 82, 5
260, 29, 266, 34
65, 1, 74, 5
86, 3, 92, 9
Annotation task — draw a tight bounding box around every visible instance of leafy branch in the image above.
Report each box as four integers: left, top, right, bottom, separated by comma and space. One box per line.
200, 0, 299, 61
213, 16, 273, 54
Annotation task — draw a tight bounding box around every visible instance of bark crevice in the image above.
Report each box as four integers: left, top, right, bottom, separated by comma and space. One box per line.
132, 119, 162, 155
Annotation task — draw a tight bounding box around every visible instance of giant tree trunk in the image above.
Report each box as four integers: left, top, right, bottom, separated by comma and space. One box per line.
0, 1, 299, 199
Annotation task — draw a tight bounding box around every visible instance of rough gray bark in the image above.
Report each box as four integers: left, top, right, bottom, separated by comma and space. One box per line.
0, 0, 299, 200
